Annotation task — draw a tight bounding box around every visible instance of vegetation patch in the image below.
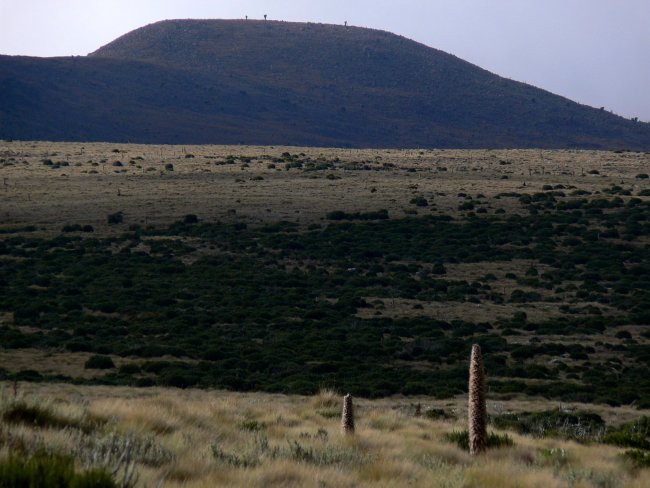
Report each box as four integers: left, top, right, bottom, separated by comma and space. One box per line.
491, 410, 606, 441
444, 430, 514, 450
2, 402, 75, 431
0, 453, 116, 488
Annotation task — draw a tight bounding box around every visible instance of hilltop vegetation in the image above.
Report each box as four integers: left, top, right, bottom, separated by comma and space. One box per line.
2, 19, 650, 148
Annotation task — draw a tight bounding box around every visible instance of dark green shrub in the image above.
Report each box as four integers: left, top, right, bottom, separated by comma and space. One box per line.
326, 209, 389, 221
432, 262, 447, 275
622, 450, 650, 469
238, 420, 266, 432
158, 370, 198, 388
444, 430, 513, 450
118, 363, 141, 375
602, 417, 650, 450
0, 453, 115, 487
107, 212, 123, 225
424, 408, 453, 420
2, 402, 71, 429
84, 355, 115, 370
410, 196, 429, 207
459, 201, 475, 211
62, 224, 94, 233
491, 410, 605, 441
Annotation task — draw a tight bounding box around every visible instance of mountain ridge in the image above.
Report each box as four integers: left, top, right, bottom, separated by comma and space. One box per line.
2, 19, 649, 149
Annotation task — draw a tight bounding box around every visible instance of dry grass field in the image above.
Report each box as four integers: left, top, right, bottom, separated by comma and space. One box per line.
0, 382, 648, 487
1, 141, 648, 233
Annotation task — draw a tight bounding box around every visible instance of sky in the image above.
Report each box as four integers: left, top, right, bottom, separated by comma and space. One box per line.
1, 0, 649, 121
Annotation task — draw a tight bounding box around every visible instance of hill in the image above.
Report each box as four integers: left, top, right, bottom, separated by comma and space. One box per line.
1, 19, 650, 148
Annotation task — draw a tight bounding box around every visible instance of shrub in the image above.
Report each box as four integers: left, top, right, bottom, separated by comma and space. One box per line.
62, 224, 94, 233
107, 212, 123, 225
0, 453, 116, 488
326, 209, 388, 221
410, 196, 429, 207
183, 214, 199, 224
84, 355, 115, 370
424, 408, 453, 420
623, 450, 650, 469
602, 416, 650, 450
158, 370, 197, 388
2, 402, 71, 429
432, 262, 447, 275
238, 420, 266, 432
118, 364, 141, 375
459, 202, 475, 211
491, 410, 605, 441
444, 430, 514, 451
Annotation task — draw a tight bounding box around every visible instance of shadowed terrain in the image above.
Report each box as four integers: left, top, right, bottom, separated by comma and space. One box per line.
1, 19, 650, 148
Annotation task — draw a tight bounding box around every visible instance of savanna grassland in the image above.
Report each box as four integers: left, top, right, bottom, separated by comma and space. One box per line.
0, 141, 649, 486
1, 383, 650, 487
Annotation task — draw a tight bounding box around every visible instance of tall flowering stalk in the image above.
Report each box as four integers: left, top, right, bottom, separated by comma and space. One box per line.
468, 344, 487, 455
341, 393, 355, 435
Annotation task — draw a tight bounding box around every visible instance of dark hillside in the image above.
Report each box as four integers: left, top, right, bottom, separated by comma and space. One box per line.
2, 19, 649, 148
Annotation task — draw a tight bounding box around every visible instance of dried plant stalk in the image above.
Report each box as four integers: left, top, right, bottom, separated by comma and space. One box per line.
341, 394, 355, 435
468, 344, 487, 455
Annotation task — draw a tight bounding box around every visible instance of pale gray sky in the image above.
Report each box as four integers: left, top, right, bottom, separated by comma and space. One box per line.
1, 0, 649, 121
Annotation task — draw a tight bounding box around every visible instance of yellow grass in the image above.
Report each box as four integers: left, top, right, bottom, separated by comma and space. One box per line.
0, 382, 647, 487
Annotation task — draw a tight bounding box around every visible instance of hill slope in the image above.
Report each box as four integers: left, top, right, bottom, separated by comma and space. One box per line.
2, 19, 650, 148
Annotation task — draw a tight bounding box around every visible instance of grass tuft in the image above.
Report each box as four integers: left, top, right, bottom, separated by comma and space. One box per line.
444, 429, 514, 451
3, 402, 72, 430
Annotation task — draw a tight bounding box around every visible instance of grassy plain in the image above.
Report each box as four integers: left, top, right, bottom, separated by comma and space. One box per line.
1, 141, 648, 233
1, 383, 649, 487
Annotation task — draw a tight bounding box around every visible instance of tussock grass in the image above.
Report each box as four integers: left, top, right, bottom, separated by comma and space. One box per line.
0, 382, 648, 487
444, 429, 514, 451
